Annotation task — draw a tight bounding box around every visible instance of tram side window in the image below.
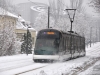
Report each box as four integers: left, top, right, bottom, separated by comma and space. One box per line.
66, 37, 68, 51
79, 37, 81, 51
78, 37, 80, 50
76, 37, 78, 50
74, 36, 77, 51
73, 36, 75, 50
63, 37, 66, 51
59, 37, 64, 51
67, 36, 70, 51
84, 38, 85, 50
64, 37, 66, 50
71, 36, 74, 50
81, 38, 82, 49
62, 37, 64, 50
61, 37, 67, 51
76, 37, 78, 51
81, 38, 83, 50
82, 38, 85, 50
80, 38, 81, 50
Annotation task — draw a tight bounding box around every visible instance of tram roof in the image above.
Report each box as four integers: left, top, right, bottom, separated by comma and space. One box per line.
39, 29, 84, 38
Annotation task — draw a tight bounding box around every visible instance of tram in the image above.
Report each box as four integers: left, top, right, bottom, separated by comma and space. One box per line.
33, 29, 85, 62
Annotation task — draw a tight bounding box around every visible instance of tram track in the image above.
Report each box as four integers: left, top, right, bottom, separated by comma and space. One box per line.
14, 64, 49, 75
0, 58, 50, 75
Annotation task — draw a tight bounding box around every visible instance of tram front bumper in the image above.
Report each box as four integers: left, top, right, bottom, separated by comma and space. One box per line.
33, 55, 59, 60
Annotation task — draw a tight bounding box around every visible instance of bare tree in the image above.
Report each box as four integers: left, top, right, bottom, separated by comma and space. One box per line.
68, 0, 99, 44
0, 0, 18, 14
90, 0, 100, 12
34, 12, 48, 31
49, 0, 65, 26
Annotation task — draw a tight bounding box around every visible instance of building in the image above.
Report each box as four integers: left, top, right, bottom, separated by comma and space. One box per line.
0, 7, 18, 55
15, 16, 36, 47
0, 7, 18, 38
0, 7, 36, 54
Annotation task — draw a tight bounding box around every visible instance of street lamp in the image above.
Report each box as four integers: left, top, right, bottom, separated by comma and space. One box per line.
65, 9, 76, 32
90, 27, 92, 47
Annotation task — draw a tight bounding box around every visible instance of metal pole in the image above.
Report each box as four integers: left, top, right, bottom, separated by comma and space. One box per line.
96, 27, 97, 42
70, 20, 73, 31
48, 6, 50, 28
99, 27, 100, 42
26, 28, 28, 55
90, 27, 92, 47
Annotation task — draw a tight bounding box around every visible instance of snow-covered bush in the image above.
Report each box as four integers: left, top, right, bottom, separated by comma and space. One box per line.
14, 41, 22, 54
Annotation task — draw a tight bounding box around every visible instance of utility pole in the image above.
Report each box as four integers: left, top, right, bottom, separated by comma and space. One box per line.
48, 6, 50, 28
90, 27, 92, 47
99, 27, 100, 42
26, 28, 28, 55
96, 27, 97, 42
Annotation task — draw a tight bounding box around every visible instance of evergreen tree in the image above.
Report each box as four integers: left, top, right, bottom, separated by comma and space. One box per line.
21, 33, 27, 53
21, 29, 32, 54
26, 29, 32, 54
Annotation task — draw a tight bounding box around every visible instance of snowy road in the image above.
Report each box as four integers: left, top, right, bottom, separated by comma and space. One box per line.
0, 54, 49, 75
0, 42, 100, 75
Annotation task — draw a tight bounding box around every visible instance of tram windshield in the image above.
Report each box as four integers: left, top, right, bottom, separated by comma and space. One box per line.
35, 38, 59, 50
34, 38, 60, 55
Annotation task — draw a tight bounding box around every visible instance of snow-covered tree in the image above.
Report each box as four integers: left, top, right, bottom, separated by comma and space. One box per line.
34, 12, 48, 31
0, 0, 18, 14
90, 0, 100, 12
21, 33, 27, 53
0, 0, 17, 56
21, 30, 32, 54
49, 0, 65, 26
0, 17, 16, 56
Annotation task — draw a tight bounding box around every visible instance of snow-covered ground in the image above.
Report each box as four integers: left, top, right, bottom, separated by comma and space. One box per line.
79, 60, 100, 75
0, 42, 100, 75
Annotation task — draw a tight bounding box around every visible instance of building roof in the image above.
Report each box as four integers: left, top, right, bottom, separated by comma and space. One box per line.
18, 16, 25, 22
16, 21, 36, 31
16, 26, 36, 32
0, 7, 18, 18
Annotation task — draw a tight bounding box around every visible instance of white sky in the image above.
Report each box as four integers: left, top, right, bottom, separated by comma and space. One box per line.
10, 0, 98, 17
11, 0, 49, 5
11, 0, 84, 6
